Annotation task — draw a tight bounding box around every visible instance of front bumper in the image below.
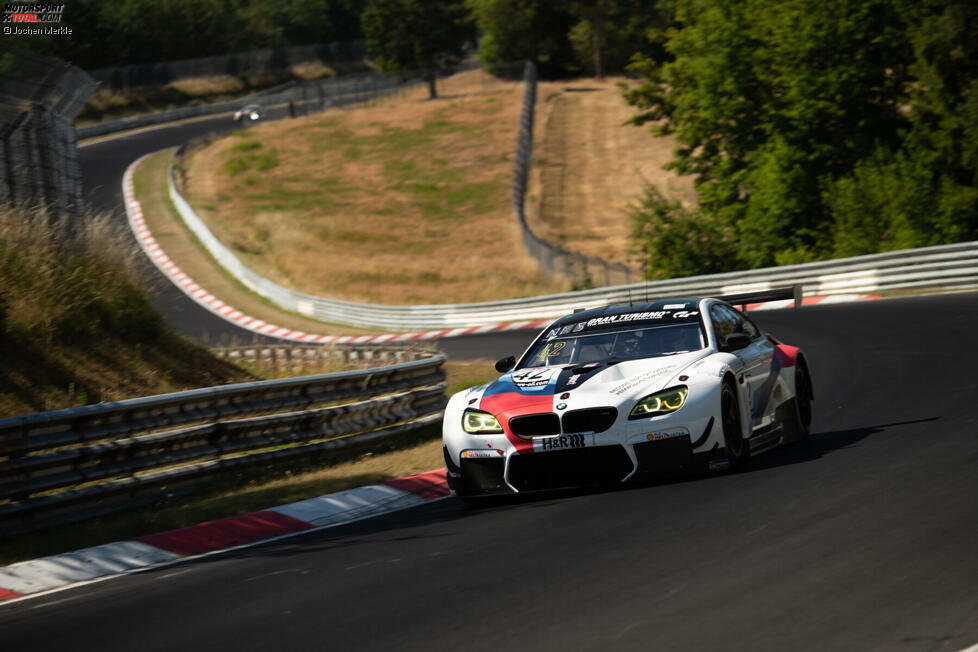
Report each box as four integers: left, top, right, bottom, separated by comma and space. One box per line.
449, 431, 719, 498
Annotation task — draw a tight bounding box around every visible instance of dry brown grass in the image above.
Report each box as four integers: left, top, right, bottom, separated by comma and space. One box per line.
183, 68, 568, 305
0, 205, 256, 416
290, 61, 336, 80
527, 77, 698, 267
137, 149, 386, 335
165, 75, 246, 96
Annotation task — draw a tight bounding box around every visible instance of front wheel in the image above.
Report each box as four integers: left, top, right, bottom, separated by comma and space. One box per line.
721, 382, 750, 467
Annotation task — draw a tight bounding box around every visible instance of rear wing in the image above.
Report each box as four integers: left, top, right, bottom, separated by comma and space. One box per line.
714, 285, 803, 312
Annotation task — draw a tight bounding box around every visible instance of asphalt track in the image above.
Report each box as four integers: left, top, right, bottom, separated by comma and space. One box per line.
79, 108, 306, 346
79, 109, 549, 353
1, 292, 976, 651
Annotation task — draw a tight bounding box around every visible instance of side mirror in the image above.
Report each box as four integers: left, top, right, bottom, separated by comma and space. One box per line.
722, 332, 751, 351
495, 356, 516, 373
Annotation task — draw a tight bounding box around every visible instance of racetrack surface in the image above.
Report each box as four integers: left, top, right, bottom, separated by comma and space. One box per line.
2, 293, 976, 651
80, 112, 292, 345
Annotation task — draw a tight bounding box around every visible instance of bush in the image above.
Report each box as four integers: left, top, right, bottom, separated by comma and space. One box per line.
823, 147, 978, 257
630, 186, 740, 279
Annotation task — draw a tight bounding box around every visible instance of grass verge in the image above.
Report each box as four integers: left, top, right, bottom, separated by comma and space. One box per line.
0, 207, 256, 417
135, 149, 387, 337
183, 68, 568, 305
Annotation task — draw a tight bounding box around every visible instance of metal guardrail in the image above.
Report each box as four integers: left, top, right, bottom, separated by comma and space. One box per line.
0, 356, 446, 534
212, 343, 439, 371
163, 147, 978, 331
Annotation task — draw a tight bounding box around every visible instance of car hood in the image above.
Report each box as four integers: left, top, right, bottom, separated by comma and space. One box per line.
473, 351, 711, 415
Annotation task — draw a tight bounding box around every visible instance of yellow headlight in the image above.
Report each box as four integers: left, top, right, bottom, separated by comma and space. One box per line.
462, 409, 503, 434
629, 386, 688, 419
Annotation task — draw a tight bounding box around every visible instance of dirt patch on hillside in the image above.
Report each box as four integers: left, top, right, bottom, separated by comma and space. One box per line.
526, 78, 697, 268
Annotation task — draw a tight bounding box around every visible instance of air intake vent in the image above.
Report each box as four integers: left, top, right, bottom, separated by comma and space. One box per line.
509, 413, 560, 438
561, 407, 618, 434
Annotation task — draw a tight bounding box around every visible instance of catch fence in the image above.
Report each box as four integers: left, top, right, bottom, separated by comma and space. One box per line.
76, 60, 497, 141
511, 61, 637, 287
0, 43, 95, 217
88, 41, 368, 91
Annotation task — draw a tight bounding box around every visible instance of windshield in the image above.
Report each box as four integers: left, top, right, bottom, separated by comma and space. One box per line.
521, 323, 705, 368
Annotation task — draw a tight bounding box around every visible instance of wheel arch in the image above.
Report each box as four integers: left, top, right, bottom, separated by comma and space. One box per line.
795, 352, 814, 401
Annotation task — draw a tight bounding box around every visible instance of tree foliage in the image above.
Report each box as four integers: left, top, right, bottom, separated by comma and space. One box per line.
467, 0, 577, 75
467, 0, 664, 76
567, 0, 671, 78
362, 0, 475, 98
625, 0, 978, 276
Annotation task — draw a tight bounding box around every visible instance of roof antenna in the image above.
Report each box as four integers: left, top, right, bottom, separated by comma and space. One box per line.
628, 287, 633, 307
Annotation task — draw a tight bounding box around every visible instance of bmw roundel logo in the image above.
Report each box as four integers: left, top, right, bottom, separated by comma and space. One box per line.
556, 403, 567, 410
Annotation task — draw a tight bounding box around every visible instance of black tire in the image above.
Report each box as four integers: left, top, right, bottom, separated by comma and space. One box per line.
790, 364, 813, 442
721, 382, 750, 467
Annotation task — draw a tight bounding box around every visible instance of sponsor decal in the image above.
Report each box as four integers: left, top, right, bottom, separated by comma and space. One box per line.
663, 304, 687, 310
465, 384, 486, 397
580, 309, 700, 330
572, 322, 586, 333
510, 367, 560, 389
533, 433, 594, 452
545, 341, 567, 357
462, 449, 504, 459
610, 366, 678, 396
708, 459, 731, 470
587, 312, 666, 328
645, 427, 690, 441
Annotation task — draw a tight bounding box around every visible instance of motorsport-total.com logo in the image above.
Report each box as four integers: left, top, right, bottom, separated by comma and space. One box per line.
3, 2, 71, 36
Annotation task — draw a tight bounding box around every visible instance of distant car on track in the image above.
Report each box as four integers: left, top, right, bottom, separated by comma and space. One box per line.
442, 288, 813, 501
233, 103, 265, 122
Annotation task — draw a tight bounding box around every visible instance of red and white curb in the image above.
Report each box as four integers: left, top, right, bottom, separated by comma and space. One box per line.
743, 294, 880, 311
0, 469, 449, 604
122, 156, 879, 345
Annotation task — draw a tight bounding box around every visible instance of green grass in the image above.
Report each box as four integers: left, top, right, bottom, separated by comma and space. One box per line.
224, 147, 279, 176
243, 182, 350, 213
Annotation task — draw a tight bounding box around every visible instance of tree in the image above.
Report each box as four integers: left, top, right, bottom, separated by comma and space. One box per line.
362, 0, 475, 98
467, 0, 577, 76
824, 0, 978, 256
625, 0, 917, 271
567, 0, 669, 79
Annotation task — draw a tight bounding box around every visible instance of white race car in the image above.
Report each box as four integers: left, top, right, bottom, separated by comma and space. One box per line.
443, 288, 813, 500
232, 103, 265, 122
